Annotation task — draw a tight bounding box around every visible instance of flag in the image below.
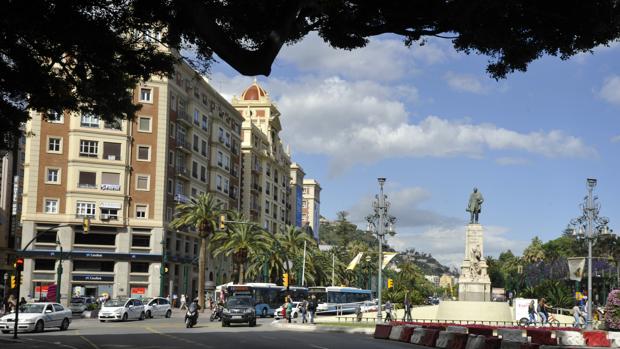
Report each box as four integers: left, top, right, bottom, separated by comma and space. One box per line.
567, 257, 586, 281
346, 252, 364, 270
382, 252, 398, 270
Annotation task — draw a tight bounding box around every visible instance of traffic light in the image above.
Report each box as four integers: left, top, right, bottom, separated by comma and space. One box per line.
283, 273, 289, 287
83, 216, 90, 234
14, 258, 24, 272
219, 214, 226, 230
19, 274, 23, 285
164, 266, 169, 274
10, 275, 16, 289
387, 278, 394, 289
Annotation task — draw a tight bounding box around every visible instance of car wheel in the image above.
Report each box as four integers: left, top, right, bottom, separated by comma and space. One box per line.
222, 321, 227, 327
99, 320, 105, 323
139, 312, 145, 321
60, 318, 70, 331
146, 310, 152, 318
122, 313, 128, 321
249, 320, 256, 327
165, 309, 172, 318
34, 320, 44, 333
293, 312, 298, 319
1, 330, 10, 334
261, 308, 268, 318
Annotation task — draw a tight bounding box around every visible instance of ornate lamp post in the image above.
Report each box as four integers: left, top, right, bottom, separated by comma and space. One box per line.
565, 178, 613, 330
366, 178, 396, 323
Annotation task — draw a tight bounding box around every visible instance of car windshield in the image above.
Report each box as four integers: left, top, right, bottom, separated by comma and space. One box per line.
71, 298, 84, 304
143, 298, 153, 304
226, 297, 253, 307
104, 299, 126, 307
19, 304, 45, 313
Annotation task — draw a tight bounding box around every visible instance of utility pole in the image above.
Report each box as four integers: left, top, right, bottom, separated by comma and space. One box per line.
55, 240, 63, 303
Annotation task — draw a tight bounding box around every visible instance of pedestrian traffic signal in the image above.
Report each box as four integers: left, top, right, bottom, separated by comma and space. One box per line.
10, 275, 16, 289
283, 273, 289, 287
219, 214, 226, 230
387, 278, 394, 289
83, 216, 90, 234
14, 257, 24, 272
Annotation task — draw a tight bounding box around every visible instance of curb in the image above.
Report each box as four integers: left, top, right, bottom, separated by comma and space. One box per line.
271, 321, 374, 335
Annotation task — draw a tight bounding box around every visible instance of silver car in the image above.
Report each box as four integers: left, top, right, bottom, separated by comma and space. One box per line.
143, 297, 172, 318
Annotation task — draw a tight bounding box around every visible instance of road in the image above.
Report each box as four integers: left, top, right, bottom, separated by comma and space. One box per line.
0, 310, 412, 349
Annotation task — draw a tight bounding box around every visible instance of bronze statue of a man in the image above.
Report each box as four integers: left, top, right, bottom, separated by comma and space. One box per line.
466, 187, 484, 224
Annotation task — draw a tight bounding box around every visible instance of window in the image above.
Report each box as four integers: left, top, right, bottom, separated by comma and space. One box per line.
73, 260, 115, 272
136, 205, 148, 219
46, 110, 64, 123
100, 208, 119, 220
167, 179, 173, 194
131, 262, 149, 273
103, 142, 121, 160
101, 172, 120, 191
202, 115, 208, 130
166, 207, 173, 221
44, 199, 59, 214
200, 166, 206, 182
47, 137, 62, 153
185, 241, 190, 253
168, 150, 174, 166
104, 119, 122, 130
223, 178, 229, 194
170, 122, 175, 139
137, 145, 150, 161
140, 88, 152, 103
131, 236, 149, 250
80, 113, 99, 127
138, 116, 152, 132
217, 151, 223, 167
191, 187, 197, 197
193, 135, 199, 151
136, 175, 150, 191
192, 161, 198, 178
78, 171, 97, 188
223, 155, 230, 170
79, 140, 98, 157
201, 140, 207, 156
34, 259, 56, 271
193, 109, 199, 125
46, 168, 60, 184
224, 132, 231, 147
216, 175, 222, 191
302, 200, 307, 208
76, 201, 96, 217
170, 93, 177, 111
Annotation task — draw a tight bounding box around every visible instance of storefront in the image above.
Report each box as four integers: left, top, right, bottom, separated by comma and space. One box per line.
72, 274, 114, 298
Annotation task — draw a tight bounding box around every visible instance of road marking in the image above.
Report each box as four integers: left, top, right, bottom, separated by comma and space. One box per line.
80, 335, 100, 349
23, 338, 80, 349
310, 345, 329, 349
145, 326, 213, 348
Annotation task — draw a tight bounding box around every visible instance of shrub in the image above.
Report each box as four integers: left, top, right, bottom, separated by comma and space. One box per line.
605, 289, 620, 330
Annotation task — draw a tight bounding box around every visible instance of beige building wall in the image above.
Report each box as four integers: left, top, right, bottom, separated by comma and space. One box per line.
302, 179, 322, 240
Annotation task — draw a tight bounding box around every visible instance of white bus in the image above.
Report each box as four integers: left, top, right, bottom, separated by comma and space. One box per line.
308, 286, 372, 315
216, 283, 308, 317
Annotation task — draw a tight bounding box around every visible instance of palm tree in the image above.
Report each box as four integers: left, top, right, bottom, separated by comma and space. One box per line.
277, 225, 316, 286
170, 193, 224, 312
212, 213, 271, 284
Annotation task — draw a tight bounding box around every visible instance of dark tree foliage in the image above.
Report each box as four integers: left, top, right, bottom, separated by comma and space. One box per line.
2, 0, 620, 146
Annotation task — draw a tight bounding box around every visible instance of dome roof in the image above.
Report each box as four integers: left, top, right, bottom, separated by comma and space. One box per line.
240, 79, 268, 101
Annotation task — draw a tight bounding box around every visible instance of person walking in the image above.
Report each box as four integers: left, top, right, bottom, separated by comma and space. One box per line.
538, 298, 548, 324
172, 293, 178, 308
528, 300, 537, 325
300, 298, 308, 324
572, 301, 583, 328
180, 294, 188, 310
286, 300, 294, 323
308, 295, 317, 324
384, 300, 393, 322
404, 295, 412, 322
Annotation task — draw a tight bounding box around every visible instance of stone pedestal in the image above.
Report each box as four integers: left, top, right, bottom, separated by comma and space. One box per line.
458, 224, 491, 301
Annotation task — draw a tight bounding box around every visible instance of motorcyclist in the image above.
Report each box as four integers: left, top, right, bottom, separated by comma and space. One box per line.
185, 298, 200, 326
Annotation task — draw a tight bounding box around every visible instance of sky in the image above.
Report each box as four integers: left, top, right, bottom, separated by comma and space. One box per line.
207, 33, 620, 268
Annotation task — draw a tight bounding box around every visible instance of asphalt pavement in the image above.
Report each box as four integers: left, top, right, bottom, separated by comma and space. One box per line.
0, 308, 415, 349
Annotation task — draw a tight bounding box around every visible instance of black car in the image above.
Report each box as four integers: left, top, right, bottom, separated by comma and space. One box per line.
221, 296, 256, 327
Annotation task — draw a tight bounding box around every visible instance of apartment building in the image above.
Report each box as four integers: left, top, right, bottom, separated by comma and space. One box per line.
19, 60, 239, 303
232, 81, 292, 233
302, 179, 322, 240
289, 163, 305, 228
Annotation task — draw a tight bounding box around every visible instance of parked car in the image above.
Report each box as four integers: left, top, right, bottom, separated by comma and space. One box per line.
221, 296, 256, 327
98, 298, 145, 322
69, 296, 96, 313
274, 301, 300, 320
360, 300, 378, 312
143, 297, 172, 318
0, 302, 71, 333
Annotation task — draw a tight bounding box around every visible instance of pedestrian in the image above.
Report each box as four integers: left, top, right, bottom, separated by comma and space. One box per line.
404, 295, 412, 322
286, 301, 293, 323
355, 304, 363, 322
19, 297, 27, 306
172, 293, 178, 308
180, 294, 188, 310
308, 295, 317, 324
281, 302, 287, 321
384, 300, 393, 322
538, 298, 548, 324
528, 300, 537, 324
300, 298, 308, 323
572, 301, 583, 328
208, 296, 214, 310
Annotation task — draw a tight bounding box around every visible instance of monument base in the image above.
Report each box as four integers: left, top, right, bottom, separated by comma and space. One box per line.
436, 301, 512, 322
458, 281, 491, 302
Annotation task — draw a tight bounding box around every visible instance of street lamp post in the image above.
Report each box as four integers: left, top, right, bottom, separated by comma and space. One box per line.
159, 239, 167, 297
366, 178, 396, 323
55, 239, 63, 303
565, 178, 613, 330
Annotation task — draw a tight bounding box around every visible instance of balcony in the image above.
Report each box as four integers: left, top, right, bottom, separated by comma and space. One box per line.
174, 193, 190, 203
176, 166, 190, 179
176, 140, 191, 153
251, 183, 259, 192
177, 110, 191, 125
218, 136, 225, 144
100, 184, 121, 191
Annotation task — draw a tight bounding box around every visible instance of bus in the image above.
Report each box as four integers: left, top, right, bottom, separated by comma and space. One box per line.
216, 283, 309, 317
308, 286, 372, 315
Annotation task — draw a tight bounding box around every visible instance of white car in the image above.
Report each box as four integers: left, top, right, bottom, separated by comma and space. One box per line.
0, 303, 72, 333
360, 300, 378, 312
143, 297, 172, 318
274, 302, 300, 320
69, 296, 96, 313
98, 298, 145, 322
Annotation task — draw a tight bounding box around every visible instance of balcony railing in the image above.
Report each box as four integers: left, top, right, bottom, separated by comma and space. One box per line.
176, 166, 189, 177
101, 184, 121, 191
177, 110, 191, 124
174, 193, 190, 203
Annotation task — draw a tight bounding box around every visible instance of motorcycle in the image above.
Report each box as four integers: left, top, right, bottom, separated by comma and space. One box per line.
210, 305, 222, 322
185, 308, 198, 328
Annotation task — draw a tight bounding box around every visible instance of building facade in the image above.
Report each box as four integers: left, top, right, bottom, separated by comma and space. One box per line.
289, 163, 305, 228
19, 60, 238, 303
232, 81, 292, 234
302, 179, 321, 240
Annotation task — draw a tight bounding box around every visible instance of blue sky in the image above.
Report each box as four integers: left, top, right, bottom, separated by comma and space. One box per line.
209, 34, 620, 267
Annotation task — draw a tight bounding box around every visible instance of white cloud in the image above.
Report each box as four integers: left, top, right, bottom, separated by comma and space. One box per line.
444, 71, 488, 94
612, 135, 620, 143
387, 225, 528, 268
277, 33, 451, 81
599, 75, 620, 106
572, 40, 620, 63
495, 157, 530, 166
211, 73, 595, 175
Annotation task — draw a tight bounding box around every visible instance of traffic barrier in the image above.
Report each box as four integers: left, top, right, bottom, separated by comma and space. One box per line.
466, 334, 487, 349
437, 331, 457, 348
468, 327, 495, 337
420, 328, 442, 347
389, 325, 405, 341
399, 325, 419, 342
411, 327, 426, 345
555, 330, 585, 346
497, 329, 527, 343
607, 331, 620, 347
583, 331, 611, 347
483, 336, 502, 349
526, 329, 556, 345
499, 340, 526, 349
374, 324, 393, 339
448, 326, 469, 334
